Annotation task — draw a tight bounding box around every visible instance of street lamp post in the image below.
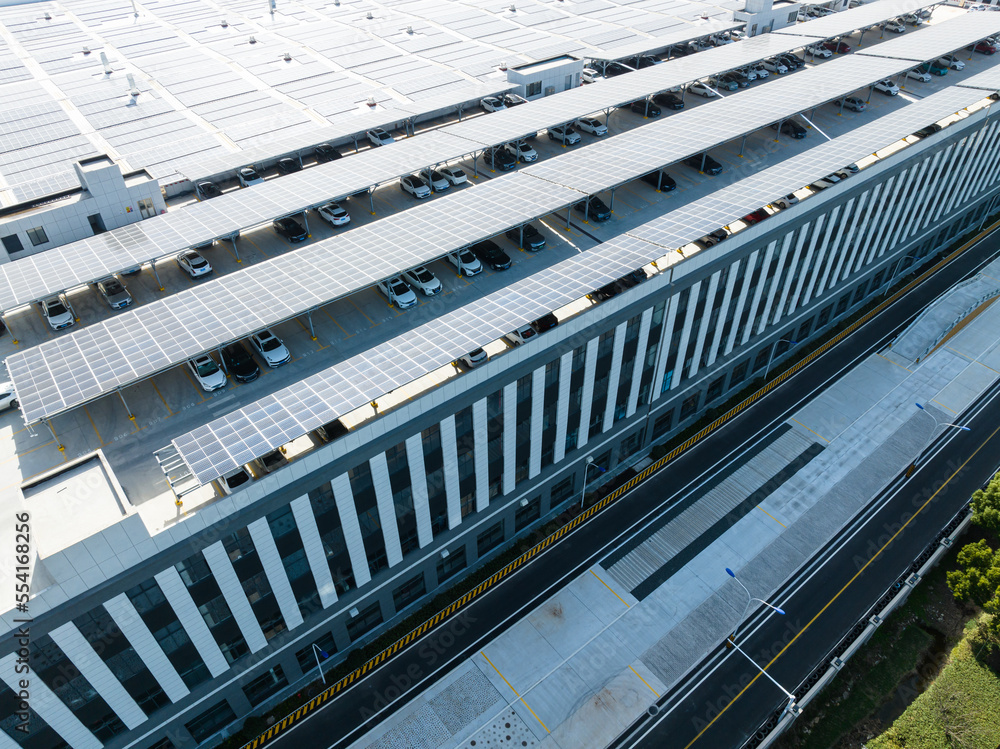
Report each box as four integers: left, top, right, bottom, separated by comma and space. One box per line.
579, 456, 605, 509
914, 403, 970, 467
883, 254, 920, 296
312, 644, 330, 684
763, 339, 797, 381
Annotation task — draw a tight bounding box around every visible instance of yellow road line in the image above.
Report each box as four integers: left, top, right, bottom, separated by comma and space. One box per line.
591, 569, 631, 608
790, 418, 830, 443
683, 420, 1000, 749
756, 505, 786, 528
931, 399, 958, 414
480, 651, 549, 733
875, 353, 912, 372
629, 665, 660, 696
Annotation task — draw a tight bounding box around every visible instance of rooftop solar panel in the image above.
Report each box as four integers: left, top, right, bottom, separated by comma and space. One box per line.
775, 0, 936, 38
855, 11, 1000, 61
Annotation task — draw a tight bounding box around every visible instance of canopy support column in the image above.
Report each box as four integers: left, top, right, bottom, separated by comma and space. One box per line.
230, 234, 241, 262
118, 389, 135, 421
519, 224, 524, 248
368, 189, 375, 215
151, 262, 164, 291
2, 313, 17, 345
738, 134, 748, 157
301, 212, 311, 237
609, 187, 616, 213
46, 420, 63, 452
306, 311, 316, 340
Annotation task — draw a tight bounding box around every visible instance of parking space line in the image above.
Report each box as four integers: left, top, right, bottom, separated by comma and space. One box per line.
151, 380, 174, 416
83, 406, 106, 446
348, 297, 377, 327
180, 369, 208, 402
320, 306, 352, 338
243, 235, 269, 260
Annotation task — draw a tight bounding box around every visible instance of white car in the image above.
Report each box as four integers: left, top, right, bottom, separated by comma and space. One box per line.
882, 19, 905, 33
423, 170, 449, 192
906, 68, 932, 83
176, 250, 212, 278
96, 276, 132, 310
749, 64, 769, 79
317, 202, 350, 227
504, 324, 537, 346
581, 67, 603, 83
806, 44, 833, 58
547, 124, 581, 145
480, 96, 507, 112
366, 128, 394, 147
438, 166, 468, 186
761, 58, 788, 75
874, 79, 900, 96
709, 33, 733, 46
772, 193, 800, 209
938, 55, 965, 71
187, 354, 227, 392
0, 381, 17, 411
459, 348, 488, 368
688, 81, 718, 97
902, 13, 925, 25
377, 277, 418, 308
402, 266, 442, 296
219, 466, 252, 495
40, 295, 74, 330
400, 174, 431, 199
505, 141, 537, 162
811, 173, 842, 190
575, 116, 608, 136
447, 248, 483, 276
237, 166, 264, 187
250, 330, 291, 367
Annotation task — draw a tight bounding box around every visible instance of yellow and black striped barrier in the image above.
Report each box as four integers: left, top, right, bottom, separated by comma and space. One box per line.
239, 220, 997, 749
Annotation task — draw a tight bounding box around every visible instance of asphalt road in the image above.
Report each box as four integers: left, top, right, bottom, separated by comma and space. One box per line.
269, 229, 1000, 749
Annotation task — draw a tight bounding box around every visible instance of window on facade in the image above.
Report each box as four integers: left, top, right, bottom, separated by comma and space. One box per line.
526, 81, 541, 97
147, 738, 175, 749
436, 546, 468, 583
454, 407, 477, 518
350, 462, 389, 575
0, 682, 71, 748
730, 360, 749, 388
223, 527, 257, 563
266, 506, 321, 619
651, 410, 674, 441
564, 74, 573, 90
242, 665, 288, 706
706, 376, 725, 403
0, 234, 23, 255
477, 520, 506, 557
487, 389, 505, 499
185, 700, 236, 742
309, 483, 355, 595
392, 573, 427, 612
797, 318, 814, 341
422, 425, 449, 537
295, 632, 337, 673
619, 430, 642, 461
551, 475, 575, 506
852, 281, 868, 304
835, 293, 851, 317
680, 392, 700, 421
385, 442, 420, 556
346, 601, 384, 642
753, 347, 771, 372
515, 495, 541, 531
174, 553, 250, 667
138, 197, 155, 219
25, 226, 48, 246
541, 359, 561, 469
787, 11, 797, 21
515, 373, 533, 485
818, 304, 833, 328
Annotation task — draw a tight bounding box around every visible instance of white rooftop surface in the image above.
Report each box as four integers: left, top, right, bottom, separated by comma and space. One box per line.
775, 0, 935, 38
346, 258, 1000, 749
0, 4, 997, 631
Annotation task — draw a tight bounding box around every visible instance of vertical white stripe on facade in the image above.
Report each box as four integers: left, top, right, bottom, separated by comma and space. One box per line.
202, 542, 268, 653
940, 134, 981, 219
800, 213, 833, 306
438, 416, 463, 531
603, 321, 628, 431
331, 473, 372, 588
773, 231, 804, 326
290, 495, 338, 608
755, 234, 792, 334
955, 122, 997, 206
903, 153, 938, 242
919, 147, 954, 233
0, 726, 20, 749
553, 351, 573, 462
502, 381, 517, 495
820, 198, 856, 292
404, 435, 434, 547
104, 594, 190, 703
724, 251, 756, 355
844, 185, 884, 276
368, 453, 404, 560
870, 169, 911, 259
627, 307, 653, 417
833, 195, 866, 285
707, 263, 738, 366
49, 622, 147, 729
577, 336, 600, 446
472, 398, 491, 513
652, 292, 679, 397
741, 244, 775, 345
0, 653, 101, 749
154, 567, 229, 677
247, 518, 305, 630
688, 272, 719, 379
947, 126, 988, 213
672, 281, 700, 388
927, 144, 963, 228
785, 220, 814, 316
529, 365, 545, 478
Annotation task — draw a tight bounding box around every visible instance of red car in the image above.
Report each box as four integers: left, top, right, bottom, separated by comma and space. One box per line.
822, 40, 851, 54
973, 41, 997, 55
742, 209, 769, 225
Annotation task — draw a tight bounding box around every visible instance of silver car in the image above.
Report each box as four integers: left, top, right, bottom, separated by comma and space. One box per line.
96, 276, 132, 310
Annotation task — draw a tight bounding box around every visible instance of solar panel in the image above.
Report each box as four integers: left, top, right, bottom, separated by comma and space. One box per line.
167, 83, 990, 486
956, 66, 1000, 91
775, 0, 936, 38
855, 12, 1000, 61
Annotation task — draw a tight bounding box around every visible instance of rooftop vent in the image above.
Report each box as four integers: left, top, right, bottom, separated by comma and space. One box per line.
406, 25, 413, 34
100, 51, 112, 75
82, 46, 91, 55
499, 60, 508, 71
282, 51, 292, 61
221, 18, 228, 27
366, 10, 374, 19
509, 4, 516, 11
366, 95, 376, 107
43, 11, 52, 20
249, 35, 257, 44
127, 73, 140, 97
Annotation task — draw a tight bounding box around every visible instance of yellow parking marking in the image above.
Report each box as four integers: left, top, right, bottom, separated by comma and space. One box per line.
243, 235, 269, 260
151, 381, 174, 416
876, 353, 912, 372
83, 407, 105, 446
591, 569, 630, 608
480, 651, 550, 733
931, 399, 958, 414
180, 368, 208, 402
757, 505, 786, 527
348, 296, 377, 326
790, 417, 830, 443
629, 665, 660, 697
320, 306, 351, 338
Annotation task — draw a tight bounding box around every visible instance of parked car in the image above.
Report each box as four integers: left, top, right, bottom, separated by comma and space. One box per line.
221, 343, 260, 383
471, 240, 512, 270
921, 60, 949, 76
688, 81, 719, 97
653, 92, 685, 110
250, 329, 291, 367
547, 124, 581, 145
581, 67, 603, 84
317, 201, 350, 227
481, 96, 507, 112
822, 40, 851, 54
640, 170, 677, 191
505, 141, 538, 162
447, 248, 483, 276
459, 348, 488, 368
482, 146, 518, 170
811, 173, 843, 190
532, 313, 559, 332
838, 96, 866, 112
806, 44, 833, 58
720, 71, 749, 88
426, 170, 451, 192
636, 54, 661, 66
237, 166, 264, 187
40, 294, 74, 330
400, 174, 431, 198
761, 58, 788, 75
402, 266, 442, 296
187, 354, 227, 392
938, 55, 965, 71
253, 449, 288, 476
914, 123, 943, 138
973, 40, 998, 54
906, 68, 931, 83
575, 116, 608, 135
902, 12, 925, 25
272, 216, 308, 241
873, 79, 900, 96
708, 76, 738, 92
176, 250, 212, 278
772, 193, 800, 209
0, 381, 17, 411
742, 208, 769, 225
438, 166, 468, 185
502, 93, 528, 107
505, 224, 546, 251
277, 157, 301, 175
96, 276, 132, 310
376, 277, 418, 308
603, 61, 634, 77
197, 180, 222, 199
698, 228, 729, 247
366, 128, 394, 147
219, 467, 252, 495
778, 53, 805, 69
315, 419, 348, 442
629, 99, 661, 116
505, 324, 537, 346
314, 143, 342, 162
771, 119, 807, 138
881, 19, 905, 33
574, 196, 612, 221
748, 64, 769, 79
684, 153, 723, 175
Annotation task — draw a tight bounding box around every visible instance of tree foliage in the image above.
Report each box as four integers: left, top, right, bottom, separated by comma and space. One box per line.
971, 475, 1000, 535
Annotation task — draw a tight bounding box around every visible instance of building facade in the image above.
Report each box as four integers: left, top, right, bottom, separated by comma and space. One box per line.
2, 105, 1000, 749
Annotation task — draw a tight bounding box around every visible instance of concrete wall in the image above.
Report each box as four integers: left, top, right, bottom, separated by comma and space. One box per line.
735, 4, 800, 35
507, 57, 585, 100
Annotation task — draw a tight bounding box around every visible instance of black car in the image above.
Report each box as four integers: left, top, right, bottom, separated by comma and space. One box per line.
316, 419, 348, 442
770, 120, 807, 139
914, 123, 943, 138
197, 180, 222, 199
653, 92, 685, 110
640, 170, 677, 191
532, 313, 558, 332
667, 45, 691, 58
505, 224, 546, 251
684, 153, 723, 176
604, 61, 633, 77
629, 100, 661, 117
721, 71, 749, 88
273, 216, 308, 242
592, 282, 619, 301
482, 146, 517, 171
574, 196, 612, 222
277, 157, 302, 175
636, 55, 660, 68
471, 240, 512, 270
779, 53, 805, 69
315, 143, 342, 162
502, 93, 527, 107
222, 343, 260, 383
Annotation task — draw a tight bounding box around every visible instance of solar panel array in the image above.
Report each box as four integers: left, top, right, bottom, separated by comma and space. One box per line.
169, 84, 988, 485
955, 65, 1000, 91
855, 11, 1000, 61
775, 0, 935, 38
6, 42, 975, 428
